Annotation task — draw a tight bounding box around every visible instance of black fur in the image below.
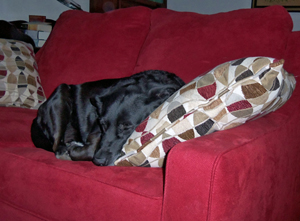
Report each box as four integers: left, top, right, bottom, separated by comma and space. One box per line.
31, 70, 185, 166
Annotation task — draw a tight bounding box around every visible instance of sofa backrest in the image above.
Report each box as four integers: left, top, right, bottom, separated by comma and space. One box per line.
133, 5, 293, 83
36, 7, 152, 96
36, 5, 293, 97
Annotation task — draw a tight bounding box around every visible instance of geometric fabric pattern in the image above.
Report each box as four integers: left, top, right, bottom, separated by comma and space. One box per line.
0, 38, 46, 109
115, 57, 296, 167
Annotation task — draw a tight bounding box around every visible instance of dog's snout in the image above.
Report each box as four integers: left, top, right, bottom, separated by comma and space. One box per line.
93, 151, 111, 166
93, 158, 107, 166
93, 148, 120, 166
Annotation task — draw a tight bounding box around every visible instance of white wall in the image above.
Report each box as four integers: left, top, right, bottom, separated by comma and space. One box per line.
290, 13, 300, 31
0, 0, 89, 21
168, 0, 250, 14
0, 0, 299, 31
168, 0, 300, 31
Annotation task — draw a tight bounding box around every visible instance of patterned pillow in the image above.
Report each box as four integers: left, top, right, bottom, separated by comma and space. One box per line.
0, 38, 46, 109
115, 57, 296, 167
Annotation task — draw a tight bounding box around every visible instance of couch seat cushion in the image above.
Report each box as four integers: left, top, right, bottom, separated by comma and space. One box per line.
0, 146, 163, 220
0, 107, 37, 148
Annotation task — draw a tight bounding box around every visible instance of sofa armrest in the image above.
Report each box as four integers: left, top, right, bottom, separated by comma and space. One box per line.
162, 96, 300, 220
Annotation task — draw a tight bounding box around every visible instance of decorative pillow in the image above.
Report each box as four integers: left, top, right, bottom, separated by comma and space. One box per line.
0, 38, 46, 109
115, 57, 296, 167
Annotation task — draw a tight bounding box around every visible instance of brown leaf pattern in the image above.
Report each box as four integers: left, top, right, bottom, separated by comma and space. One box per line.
0, 39, 46, 109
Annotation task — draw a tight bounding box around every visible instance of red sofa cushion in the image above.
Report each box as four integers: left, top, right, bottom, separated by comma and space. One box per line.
36, 7, 152, 97
134, 5, 293, 83
0, 146, 164, 220
0, 107, 37, 148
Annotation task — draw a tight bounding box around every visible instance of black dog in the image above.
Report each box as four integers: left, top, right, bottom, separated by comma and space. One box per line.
31, 70, 185, 166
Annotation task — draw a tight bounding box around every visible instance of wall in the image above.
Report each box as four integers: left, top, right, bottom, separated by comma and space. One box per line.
168, 0, 300, 31
0, 0, 89, 21
0, 0, 299, 31
168, 0, 250, 14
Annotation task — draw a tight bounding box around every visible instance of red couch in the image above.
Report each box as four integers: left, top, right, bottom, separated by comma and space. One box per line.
1, 5, 300, 221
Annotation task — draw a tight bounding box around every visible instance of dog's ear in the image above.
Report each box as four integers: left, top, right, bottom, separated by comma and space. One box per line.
90, 96, 103, 115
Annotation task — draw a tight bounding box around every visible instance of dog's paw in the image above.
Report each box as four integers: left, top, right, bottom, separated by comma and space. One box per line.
68, 141, 84, 148
68, 144, 94, 161
55, 151, 72, 161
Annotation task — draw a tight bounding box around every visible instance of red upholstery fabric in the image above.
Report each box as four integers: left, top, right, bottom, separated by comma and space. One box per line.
134, 5, 293, 83
163, 95, 300, 220
1, 5, 300, 221
162, 30, 300, 220
0, 107, 37, 148
0, 146, 163, 220
36, 7, 152, 97
284, 31, 300, 74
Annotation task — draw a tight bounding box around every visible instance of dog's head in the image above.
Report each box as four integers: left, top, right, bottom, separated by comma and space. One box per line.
91, 72, 184, 166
